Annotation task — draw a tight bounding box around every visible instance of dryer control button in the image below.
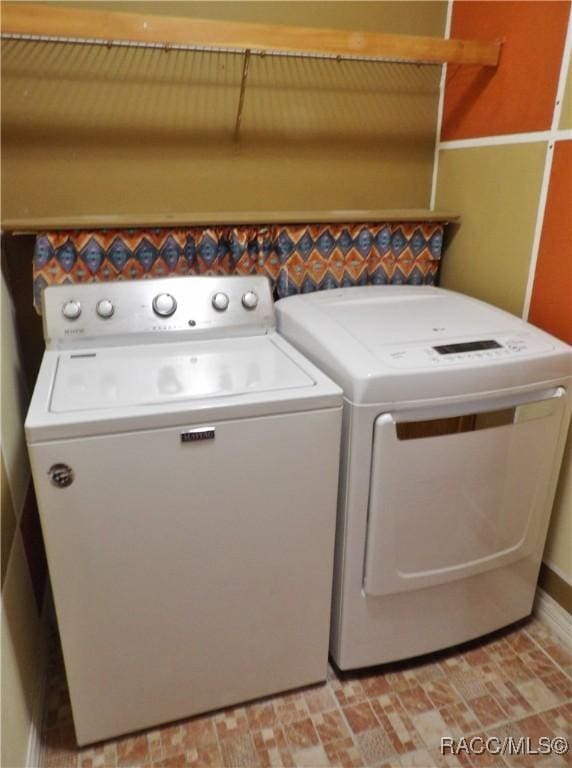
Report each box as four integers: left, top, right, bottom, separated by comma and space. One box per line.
212, 292, 230, 311
96, 299, 114, 319
242, 291, 258, 310
152, 293, 177, 317
62, 300, 81, 320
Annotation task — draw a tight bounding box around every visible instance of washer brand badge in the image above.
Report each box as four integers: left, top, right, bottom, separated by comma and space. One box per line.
48, 463, 74, 488
181, 427, 215, 443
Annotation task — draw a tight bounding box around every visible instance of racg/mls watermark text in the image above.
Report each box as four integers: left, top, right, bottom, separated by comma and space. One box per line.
441, 735, 570, 757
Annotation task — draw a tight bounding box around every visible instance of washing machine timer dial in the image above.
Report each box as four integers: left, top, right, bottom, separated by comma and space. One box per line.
96, 299, 114, 319
242, 291, 258, 310
152, 293, 177, 317
62, 300, 81, 320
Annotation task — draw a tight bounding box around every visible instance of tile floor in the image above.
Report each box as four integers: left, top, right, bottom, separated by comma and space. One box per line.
41, 617, 571, 768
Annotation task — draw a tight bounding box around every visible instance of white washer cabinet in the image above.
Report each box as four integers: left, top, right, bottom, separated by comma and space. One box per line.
26, 276, 343, 745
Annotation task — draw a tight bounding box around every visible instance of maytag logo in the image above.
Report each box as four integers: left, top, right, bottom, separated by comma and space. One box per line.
181, 427, 215, 443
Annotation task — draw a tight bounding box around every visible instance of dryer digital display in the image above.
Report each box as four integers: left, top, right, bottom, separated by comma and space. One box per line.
433, 340, 502, 355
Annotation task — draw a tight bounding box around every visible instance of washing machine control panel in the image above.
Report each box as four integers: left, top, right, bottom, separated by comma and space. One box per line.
43, 276, 275, 349
382, 333, 554, 369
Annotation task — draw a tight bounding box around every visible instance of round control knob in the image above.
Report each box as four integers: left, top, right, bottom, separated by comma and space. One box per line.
152, 293, 177, 317
242, 290, 258, 310
212, 292, 230, 312
62, 300, 81, 320
96, 299, 114, 319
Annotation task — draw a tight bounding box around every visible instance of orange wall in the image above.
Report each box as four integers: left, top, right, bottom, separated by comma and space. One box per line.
437, 0, 572, 597
442, 1, 569, 140
529, 140, 572, 345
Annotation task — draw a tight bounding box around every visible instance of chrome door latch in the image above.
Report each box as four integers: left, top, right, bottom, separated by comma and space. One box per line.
48, 463, 74, 488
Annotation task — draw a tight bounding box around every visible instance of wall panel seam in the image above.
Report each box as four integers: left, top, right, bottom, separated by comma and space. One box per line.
438, 129, 571, 150
523, 12, 572, 320
13, 469, 31, 527
551, 11, 572, 132
521, 142, 554, 320
430, 0, 453, 210
2, 466, 32, 586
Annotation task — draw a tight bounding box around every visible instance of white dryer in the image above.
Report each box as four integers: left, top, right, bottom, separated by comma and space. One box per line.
26, 275, 342, 745
276, 286, 572, 669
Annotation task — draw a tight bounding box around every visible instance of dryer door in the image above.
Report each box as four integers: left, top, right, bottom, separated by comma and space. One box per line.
363, 388, 568, 596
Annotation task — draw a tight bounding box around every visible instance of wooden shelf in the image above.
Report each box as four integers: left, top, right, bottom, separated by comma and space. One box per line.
5, 210, 460, 233
1, 5, 477, 229
2, 3, 501, 67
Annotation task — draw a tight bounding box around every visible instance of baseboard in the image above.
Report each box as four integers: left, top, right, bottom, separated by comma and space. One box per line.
537, 562, 572, 614
26, 698, 44, 768
542, 558, 572, 587
25, 590, 49, 768
533, 585, 572, 645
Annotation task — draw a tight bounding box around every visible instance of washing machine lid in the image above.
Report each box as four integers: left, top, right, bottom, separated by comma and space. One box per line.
50, 335, 314, 413
275, 286, 571, 405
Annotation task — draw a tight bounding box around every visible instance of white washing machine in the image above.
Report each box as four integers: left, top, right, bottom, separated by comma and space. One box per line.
276, 285, 572, 670
26, 275, 342, 745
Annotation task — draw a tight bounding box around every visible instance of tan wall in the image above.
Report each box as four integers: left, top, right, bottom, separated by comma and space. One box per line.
53, 0, 446, 34
528, 138, 572, 588
436, 143, 572, 595
1, 535, 45, 768
544, 429, 572, 583
1, 272, 47, 768
1, 1, 446, 228
55, 1, 446, 32
435, 143, 546, 317
1, 275, 31, 514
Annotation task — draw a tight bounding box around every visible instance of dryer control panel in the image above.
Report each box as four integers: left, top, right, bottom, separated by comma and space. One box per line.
381, 332, 554, 369
42, 276, 275, 349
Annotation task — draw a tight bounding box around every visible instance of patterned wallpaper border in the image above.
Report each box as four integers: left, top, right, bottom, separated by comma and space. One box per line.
33, 222, 445, 313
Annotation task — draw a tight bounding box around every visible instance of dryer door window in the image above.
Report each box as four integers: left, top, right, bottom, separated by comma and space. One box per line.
363, 388, 568, 597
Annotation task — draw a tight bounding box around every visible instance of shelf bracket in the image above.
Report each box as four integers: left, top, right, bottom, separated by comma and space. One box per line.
234, 49, 251, 142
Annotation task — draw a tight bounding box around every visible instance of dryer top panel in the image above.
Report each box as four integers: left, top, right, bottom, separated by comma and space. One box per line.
275, 286, 572, 405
